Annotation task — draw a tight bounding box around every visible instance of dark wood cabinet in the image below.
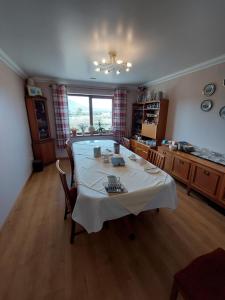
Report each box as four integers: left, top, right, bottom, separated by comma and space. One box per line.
158, 146, 225, 209
132, 99, 169, 145
25, 96, 56, 165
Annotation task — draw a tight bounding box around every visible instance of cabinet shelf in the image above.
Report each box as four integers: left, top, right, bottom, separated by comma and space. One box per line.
132, 99, 169, 145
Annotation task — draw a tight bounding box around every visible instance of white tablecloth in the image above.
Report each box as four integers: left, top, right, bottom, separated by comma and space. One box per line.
72, 140, 178, 233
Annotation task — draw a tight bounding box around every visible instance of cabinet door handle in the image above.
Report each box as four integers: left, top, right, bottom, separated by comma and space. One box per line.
204, 170, 210, 176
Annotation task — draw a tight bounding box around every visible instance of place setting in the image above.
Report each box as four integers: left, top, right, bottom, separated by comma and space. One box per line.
103, 175, 127, 194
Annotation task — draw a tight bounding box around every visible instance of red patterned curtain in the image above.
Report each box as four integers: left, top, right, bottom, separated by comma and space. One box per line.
112, 88, 127, 142
52, 84, 70, 149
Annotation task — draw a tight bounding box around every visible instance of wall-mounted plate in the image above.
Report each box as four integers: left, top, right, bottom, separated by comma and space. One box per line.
219, 106, 225, 119
202, 83, 216, 96
200, 99, 213, 112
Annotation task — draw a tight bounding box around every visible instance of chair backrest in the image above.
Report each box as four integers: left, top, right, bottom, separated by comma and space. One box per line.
56, 160, 74, 214
148, 148, 165, 169
65, 139, 75, 182
121, 137, 130, 149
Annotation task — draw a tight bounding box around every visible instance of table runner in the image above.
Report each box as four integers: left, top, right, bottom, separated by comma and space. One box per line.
72, 140, 178, 233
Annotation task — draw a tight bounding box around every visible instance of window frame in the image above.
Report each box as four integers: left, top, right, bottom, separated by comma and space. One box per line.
68, 93, 113, 135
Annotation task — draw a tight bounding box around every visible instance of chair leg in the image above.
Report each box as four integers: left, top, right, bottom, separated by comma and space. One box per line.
71, 175, 75, 188
187, 187, 191, 196
170, 280, 179, 300
64, 203, 68, 220
70, 219, 76, 244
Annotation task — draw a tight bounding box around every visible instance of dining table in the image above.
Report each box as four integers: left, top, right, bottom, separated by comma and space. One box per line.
72, 140, 178, 233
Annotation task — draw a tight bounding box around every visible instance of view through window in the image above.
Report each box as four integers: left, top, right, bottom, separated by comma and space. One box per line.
68, 95, 112, 134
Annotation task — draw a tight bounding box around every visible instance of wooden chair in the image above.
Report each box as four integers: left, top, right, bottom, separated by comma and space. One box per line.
121, 137, 130, 149
65, 139, 75, 187
148, 148, 165, 212
170, 248, 225, 300
56, 160, 77, 244
147, 148, 165, 169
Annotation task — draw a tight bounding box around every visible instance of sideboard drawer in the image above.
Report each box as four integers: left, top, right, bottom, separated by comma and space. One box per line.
137, 142, 149, 151
136, 148, 149, 160
130, 139, 137, 151
171, 156, 191, 183
191, 165, 222, 198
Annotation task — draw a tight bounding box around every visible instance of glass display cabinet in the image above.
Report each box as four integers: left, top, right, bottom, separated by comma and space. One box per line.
25, 96, 56, 165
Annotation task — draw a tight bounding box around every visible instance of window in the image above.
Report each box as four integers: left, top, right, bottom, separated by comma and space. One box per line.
68, 94, 112, 134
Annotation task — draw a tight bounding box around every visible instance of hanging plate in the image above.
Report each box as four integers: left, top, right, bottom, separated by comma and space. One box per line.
200, 99, 213, 112
219, 106, 225, 119
202, 83, 216, 96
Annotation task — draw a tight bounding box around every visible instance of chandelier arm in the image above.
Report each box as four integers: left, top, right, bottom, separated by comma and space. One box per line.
94, 52, 132, 74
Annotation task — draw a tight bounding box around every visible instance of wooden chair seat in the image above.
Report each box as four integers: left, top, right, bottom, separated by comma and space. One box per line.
170, 248, 225, 300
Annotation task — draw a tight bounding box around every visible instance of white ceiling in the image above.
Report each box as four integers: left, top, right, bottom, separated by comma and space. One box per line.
1, 0, 225, 85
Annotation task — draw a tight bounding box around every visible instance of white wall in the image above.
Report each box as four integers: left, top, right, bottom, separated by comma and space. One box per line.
0, 62, 33, 227
148, 62, 225, 153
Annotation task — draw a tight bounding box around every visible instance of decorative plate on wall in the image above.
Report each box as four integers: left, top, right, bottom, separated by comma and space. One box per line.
219, 106, 225, 119
200, 99, 213, 112
202, 83, 216, 96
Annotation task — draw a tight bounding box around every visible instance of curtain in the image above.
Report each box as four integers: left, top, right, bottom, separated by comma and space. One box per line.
112, 88, 127, 141
52, 84, 70, 149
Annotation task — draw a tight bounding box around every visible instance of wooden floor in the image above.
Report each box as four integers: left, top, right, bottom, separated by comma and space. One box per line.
0, 160, 225, 300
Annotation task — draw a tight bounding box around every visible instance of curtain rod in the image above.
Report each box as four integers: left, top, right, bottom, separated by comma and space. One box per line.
48, 84, 130, 92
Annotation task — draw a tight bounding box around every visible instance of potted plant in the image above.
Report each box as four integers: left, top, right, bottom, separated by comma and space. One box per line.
71, 128, 77, 137
79, 123, 87, 135
97, 120, 105, 133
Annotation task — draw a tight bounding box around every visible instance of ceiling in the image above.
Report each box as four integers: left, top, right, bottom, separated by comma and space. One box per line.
1, 0, 225, 85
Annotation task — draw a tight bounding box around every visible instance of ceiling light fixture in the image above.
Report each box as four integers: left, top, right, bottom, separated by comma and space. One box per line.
93, 51, 132, 75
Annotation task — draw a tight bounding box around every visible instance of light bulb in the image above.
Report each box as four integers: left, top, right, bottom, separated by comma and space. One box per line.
126, 68, 130, 72
116, 59, 123, 65
95, 67, 100, 72
127, 62, 132, 67
102, 58, 106, 64
105, 70, 109, 74
116, 70, 120, 75
93, 61, 99, 66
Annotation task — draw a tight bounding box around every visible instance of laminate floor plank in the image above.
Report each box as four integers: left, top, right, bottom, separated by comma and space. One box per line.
0, 160, 224, 300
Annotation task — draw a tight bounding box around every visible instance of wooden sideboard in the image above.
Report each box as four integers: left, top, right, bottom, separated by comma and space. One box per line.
158, 146, 225, 209
130, 139, 152, 160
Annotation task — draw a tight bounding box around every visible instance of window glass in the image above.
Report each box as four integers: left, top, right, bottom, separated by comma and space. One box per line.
92, 98, 112, 132
68, 95, 90, 133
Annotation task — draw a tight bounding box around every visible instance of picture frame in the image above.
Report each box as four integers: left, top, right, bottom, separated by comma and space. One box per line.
27, 85, 42, 96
